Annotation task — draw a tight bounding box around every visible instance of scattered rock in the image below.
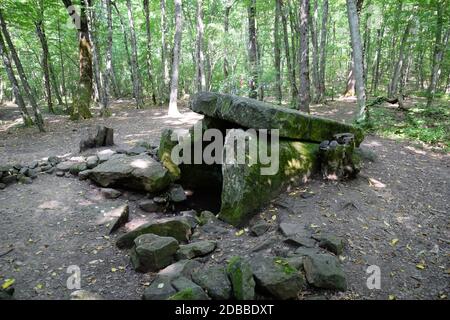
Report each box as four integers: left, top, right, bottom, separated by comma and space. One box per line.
56, 161, 77, 172
168, 277, 209, 300
95, 204, 130, 234
0, 183, 5, 190
116, 217, 192, 249
180, 210, 199, 228
198, 211, 218, 226
130, 234, 179, 272
176, 240, 217, 260
88, 154, 171, 193
69, 162, 88, 176
100, 188, 122, 199
192, 265, 232, 300
126, 146, 148, 156
0, 288, 14, 300
303, 253, 347, 291
70, 290, 104, 300
226, 256, 255, 300
18, 175, 32, 184
47, 156, 61, 166
158, 128, 181, 180
138, 199, 160, 212
168, 184, 187, 202
78, 170, 91, 180
1, 174, 17, 185
86, 156, 99, 169
97, 149, 116, 163
153, 196, 168, 205
250, 221, 270, 236
158, 260, 202, 280
56, 171, 65, 177
313, 233, 346, 255
284, 235, 317, 248
142, 275, 176, 300
249, 255, 305, 299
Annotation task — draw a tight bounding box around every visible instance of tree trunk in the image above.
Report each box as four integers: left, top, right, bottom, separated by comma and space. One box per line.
61, 0, 93, 120
427, 2, 444, 107
105, 0, 119, 98
57, 17, 69, 110
112, 2, 133, 98
35, 21, 54, 113
273, 0, 282, 104
0, 31, 33, 126
309, 0, 319, 103
0, 9, 44, 131
288, 2, 298, 87
143, 0, 157, 104
388, 14, 414, 99
318, 0, 329, 102
168, 0, 183, 116
297, 0, 310, 112
280, 0, 298, 103
223, 3, 232, 84
161, 0, 170, 103
346, 0, 366, 122
371, 23, 384, 95
126, 0, 143, 109
248, 0, 258, 99
49, 62, 64, 106
195, 0, 206, 92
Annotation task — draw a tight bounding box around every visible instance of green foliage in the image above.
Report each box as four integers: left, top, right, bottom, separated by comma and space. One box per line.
362, 103, 450, 152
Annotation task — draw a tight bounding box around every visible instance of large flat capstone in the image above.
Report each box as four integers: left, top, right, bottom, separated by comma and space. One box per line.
189, 92, 364, 146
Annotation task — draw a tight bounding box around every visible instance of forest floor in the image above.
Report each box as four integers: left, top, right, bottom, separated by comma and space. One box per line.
0, 97, 448, 300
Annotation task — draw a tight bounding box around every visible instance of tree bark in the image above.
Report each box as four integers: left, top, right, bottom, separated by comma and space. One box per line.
61, 0, 93, 120
427, 1, 444, 107
0, 9, 44, 131
274, 0, 282, 104
35, 21, 54, 113
309, 0, 319, 103
161, 0, 170, 103
297, 0, 310, 112
0, 31, 33, 126
143, 0, 157, 104
57, 17, 69, 109
346, 0, 366, 122
371, 23, 384, 94
317, 0, 329, 102
248, 0, 258, 99
280, 0, 298, 103
195, 0, 206, 92
126, 0, 144, 109
168, 0, 183, 116
223, 3, 232, 83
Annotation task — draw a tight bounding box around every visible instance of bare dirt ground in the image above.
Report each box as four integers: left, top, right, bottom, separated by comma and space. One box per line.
0, 98, 448, 300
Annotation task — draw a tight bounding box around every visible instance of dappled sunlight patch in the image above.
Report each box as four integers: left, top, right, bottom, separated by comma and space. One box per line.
404, 145, 427, 155
38, 200, 62, 210
125, 217, 150, 232
367, 177, 386, 189
130, 158, 150, 169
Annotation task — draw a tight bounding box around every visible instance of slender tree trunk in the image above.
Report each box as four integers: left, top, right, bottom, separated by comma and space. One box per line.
0, 9, 44, 131
143, 0, 157, 104
126, 0, 143, 108
280, 0, 298, 102
309, 0, 319, 103
112, 2, 133, 98
223, 3, 232, 84
297, 0, 310, 112
57, 18, 69, 110
161, 0, 170, 103
427, 2, 444, 107
318, 0, 329, 102
0, 32, 33, 126
49, 62, 64, 106
288, 2, 298, 86
371, 23, 384, 94
346, 0, 366, 122
274, 0, 282, 104
35, 21, 54, 113
248, 0, 258, 99
195, 0, 206, 92
61, 0, 93, 120
168, 0, 183, 116
388, 14, 414, 99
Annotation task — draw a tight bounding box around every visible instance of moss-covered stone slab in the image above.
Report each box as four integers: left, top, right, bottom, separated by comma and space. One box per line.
219, 129, 319, 226
226, 256, 255, 300
88, 154, 171, 193
116, 217, 192, 249
249, 255, 305, 299
189, 92, 364, 146
192, 266, 232, 300
303, 253, 347, 291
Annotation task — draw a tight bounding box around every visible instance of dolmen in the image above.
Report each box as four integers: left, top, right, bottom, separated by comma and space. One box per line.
158, 92, 365, 227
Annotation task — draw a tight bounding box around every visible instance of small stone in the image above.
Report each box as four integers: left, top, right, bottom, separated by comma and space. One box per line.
138, 199, 160, 212
29, 161, 39, 169
100, 188, 122, 199
97, 149, 116, 163
70, 290, 103, 300
180, 210, 199, 228
56, 171, 65, 177
69, 162, 88, 175
47, 156, 61, 166
226, 256, 255, 300
168, 184, 187, 202
130, 234, 179, 272
168, 277, 209, 300
1, 174, 16, 185
303, 253, 347, 291
126, 146, 148, 156
103, 204, 129, 234
192, 266, 232, 300
313, 233, 346, 255
176, 240, 217, 260
56, 161, 76, 172
250, 221, 270, 236
279, 222, 306, 237
284, 235, 317, 248
198, 211, 218, 226
153, 196, 168, 205
78, 170, 91, 180
158, 260, 202, 280
18, 176, 32, 184
0, 183, 6, 190
44, 167, 56, 174
142, 276, 176, 300
86, 156, 99, 169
